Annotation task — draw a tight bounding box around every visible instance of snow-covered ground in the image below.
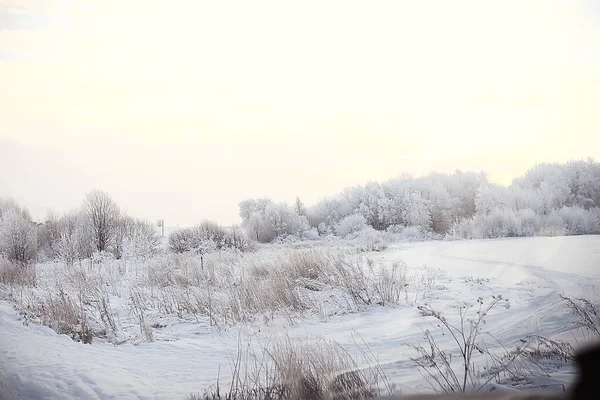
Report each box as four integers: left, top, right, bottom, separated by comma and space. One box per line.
1, 236, 599, 399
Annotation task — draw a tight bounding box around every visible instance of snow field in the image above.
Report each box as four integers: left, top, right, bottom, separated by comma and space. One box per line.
1, 236, 599, 399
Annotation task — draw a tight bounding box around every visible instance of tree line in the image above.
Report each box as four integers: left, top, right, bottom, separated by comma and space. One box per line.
238, 159, 600, 242
2, 159, 599, 264
0, 191, 162, 265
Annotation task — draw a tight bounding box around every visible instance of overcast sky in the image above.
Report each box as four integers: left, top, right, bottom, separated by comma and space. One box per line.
1, 0, 599, 226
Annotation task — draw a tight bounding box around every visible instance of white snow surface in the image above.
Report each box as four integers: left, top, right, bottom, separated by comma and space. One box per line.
1, 235, 600, 399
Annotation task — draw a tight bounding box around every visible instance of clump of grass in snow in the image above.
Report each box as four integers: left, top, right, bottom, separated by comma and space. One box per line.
24, 288, 94, 344
412, 295, 511, 393
12, 264, 122, 344
560, 295, 600, 340
0, 259, 36, 288
190, 337, 393, 400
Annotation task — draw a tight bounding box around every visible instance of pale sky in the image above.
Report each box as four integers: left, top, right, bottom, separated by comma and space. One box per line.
1, 0, 599, 226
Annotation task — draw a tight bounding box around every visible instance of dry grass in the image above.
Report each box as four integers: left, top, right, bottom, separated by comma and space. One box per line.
412, 296, 510, 393
23, 288, 94, 344
191, 337, 393, 400
141, 248, 408, 326
0, 259, 36, 287
2, 246, 411, 344
11, 264, 122, 344
559, 295, 600, 340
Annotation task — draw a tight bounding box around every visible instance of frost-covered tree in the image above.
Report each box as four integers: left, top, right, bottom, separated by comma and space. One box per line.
475, 184, 504, 215
84, 190, 120, 252
293, 197, 306, 216
347, 182, 386, 229
401, 191, 432, 230
56, 231, 79, 266
238, 198, 272, 221
429, 185, 457, 234
53, 210, 92, 263
123, 221, 161, 260
239, 199, 309, 242
0, 208, 37, 264
264, 202, 309, 239
554, 206, 600, 235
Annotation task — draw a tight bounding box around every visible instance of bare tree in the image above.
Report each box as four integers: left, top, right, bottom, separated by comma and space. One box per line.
84, 190, 120, 253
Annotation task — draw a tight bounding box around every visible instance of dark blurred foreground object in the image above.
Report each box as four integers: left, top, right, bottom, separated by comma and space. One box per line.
570, 343, 600, 400
385, 344, 600, 400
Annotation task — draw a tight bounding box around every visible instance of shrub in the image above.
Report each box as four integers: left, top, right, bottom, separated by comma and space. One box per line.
515, 208, 540, 237
169, 223, 249, 254
386, 225, 432, 242
348, 227, 387, 252
554, 207, 600, 235
168, 228, 216, 254
301, 227, 320, 241
537, 213, 566, 237
334, 214, 368, 238
480, 208, 519, 238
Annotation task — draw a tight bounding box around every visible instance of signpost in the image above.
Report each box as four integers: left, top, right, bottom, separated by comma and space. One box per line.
157, 219, 164, 237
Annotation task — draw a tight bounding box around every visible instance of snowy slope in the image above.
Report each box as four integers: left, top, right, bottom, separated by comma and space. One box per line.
1, 236, 599, 399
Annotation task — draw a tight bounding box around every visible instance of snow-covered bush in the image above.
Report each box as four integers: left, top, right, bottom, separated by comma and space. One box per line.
56, 231, 79, 266
272, 234, 300, 244
123, 221, 161, 260
0, 208, 37, 264
168, 222, 247, 254
446, 217, 476, 240
448, 208, 542, 239
168, 228, 216, 254
554, 206, 600, 235
301, 227, 320, 241
221, 226, 250, 252
317, 222, 333, 237
515, 208, 540, 237
348, 227, 387, 252
537, 212, 566, 236
479, 208, 519, 238
386, 224, 432, 242
334, 214, 368, 238
91, 250, 116, 264
239, 199, 309, 243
